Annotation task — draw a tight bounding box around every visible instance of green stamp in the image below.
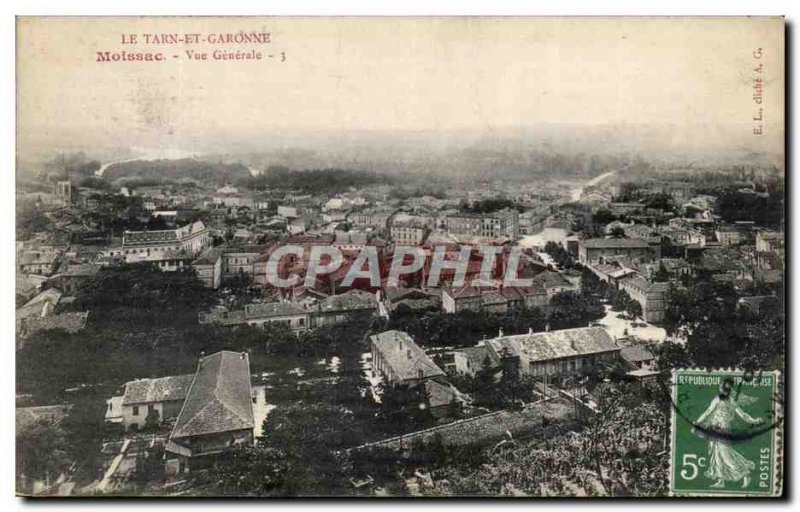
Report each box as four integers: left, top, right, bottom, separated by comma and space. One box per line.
670, 369, 782, 497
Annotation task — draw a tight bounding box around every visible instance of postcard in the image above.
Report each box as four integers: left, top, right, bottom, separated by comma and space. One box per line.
15, 16, 785, 497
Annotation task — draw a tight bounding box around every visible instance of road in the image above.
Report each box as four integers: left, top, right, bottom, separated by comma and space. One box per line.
569, 170, 618, 202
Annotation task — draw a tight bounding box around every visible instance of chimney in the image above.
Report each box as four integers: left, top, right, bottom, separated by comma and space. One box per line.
199, 351, 205, 369
241, 351, 247, 360
498, 328, 504, 338
528, 327, 533, 335
545, 322, 550, 332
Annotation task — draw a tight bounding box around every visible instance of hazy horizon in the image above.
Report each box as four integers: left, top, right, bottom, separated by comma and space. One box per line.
17, 17, 784, 168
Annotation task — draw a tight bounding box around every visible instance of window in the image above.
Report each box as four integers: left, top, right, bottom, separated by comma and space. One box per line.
132, 405, 139, 416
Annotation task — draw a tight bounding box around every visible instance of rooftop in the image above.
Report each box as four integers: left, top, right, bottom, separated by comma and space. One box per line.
370, 330, 445, 382
170, 351, 254, 439
244, 301, 310, 319
486, 326, 618, 363
122, 374, 195, 406
318, 289, 377, 313
619, 345, 656, 363
581, 238, 651, 249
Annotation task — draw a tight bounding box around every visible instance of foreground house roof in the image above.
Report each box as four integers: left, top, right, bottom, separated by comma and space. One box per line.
170, 351, 254, 439
122, 374, 195, 406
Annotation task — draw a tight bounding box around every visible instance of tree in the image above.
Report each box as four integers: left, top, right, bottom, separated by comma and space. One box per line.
16, 419, 70, 492
652, 262, 671, 282
609, 226, 626, 238
144, 408, 161, 431
612, 289, 633, 313
206, 445, 290, 496
626, 299, 643, 321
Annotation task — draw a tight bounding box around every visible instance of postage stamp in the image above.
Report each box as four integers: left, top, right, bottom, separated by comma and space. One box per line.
669, 369, 783, 497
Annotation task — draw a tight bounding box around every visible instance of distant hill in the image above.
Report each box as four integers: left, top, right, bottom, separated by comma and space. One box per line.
103, 158, 251, 185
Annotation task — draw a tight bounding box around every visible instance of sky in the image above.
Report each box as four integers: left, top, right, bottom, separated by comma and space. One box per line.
17, 16, 785, 161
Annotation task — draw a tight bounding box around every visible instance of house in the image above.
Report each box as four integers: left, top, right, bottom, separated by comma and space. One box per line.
441, 283, 548, 314
16, 288, 63, 324
756, 230, 784, 253
577, 237, 655, 265
121, 220, 210, 262
444, 209, 519, 239
221, 245, 268, 280
619, 345, 656, 371
46, 263, 99, 294
119, 374, 195, 431
315, 289, 378, 326
370, 330, 445, 386
349, 210, 393, 230
192, 247, 223, 289
714, 225, 746, 246
16, 311, 89, 349
455, 327, 619, 379
618, 275, 670, 323
453, 345, 496, 377
390, 218, 429, 246
167, 351, 255, 466
421, 380, 463, 419
244, 301, 312, 332
18, 250, 60, 276
370, 330, 462, 418
532, 270, 577, 297
383, 288, 440, 315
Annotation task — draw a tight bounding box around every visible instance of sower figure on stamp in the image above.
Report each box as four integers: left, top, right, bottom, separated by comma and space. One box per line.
692, 379, 764, 489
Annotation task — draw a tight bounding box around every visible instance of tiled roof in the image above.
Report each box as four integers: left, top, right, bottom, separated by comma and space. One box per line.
192, 247, 223, 266
18, 251, 59, 266
16, 404, 73, 431
123, 229, 179, 245
532, 271, 575, 289
170, 351, 254, 439
318, 290, 377, 313
581, 238, 651, 249
423, 380, 461, 409
370, 330, 445, 382
244, 301, 309, 319
486, 327, 618, 363
19, 311, 89, 339
456, 345, 498, 370
122, 374, 195, 405
619, 345, 655, 363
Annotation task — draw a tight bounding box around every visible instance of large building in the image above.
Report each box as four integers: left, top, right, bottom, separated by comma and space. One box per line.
454, 326, 619, 379
370, 330, 445, 386
577, 237, 656, 265
122, 220, 210, 263
445, 208, 519, 239
167, 351, 255, 466
390, 219, 428, 246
